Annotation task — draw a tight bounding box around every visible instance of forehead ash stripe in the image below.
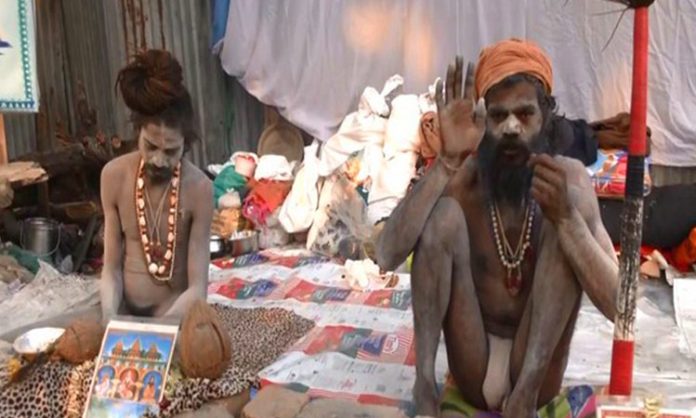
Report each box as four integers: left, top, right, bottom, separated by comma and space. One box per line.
143, 136, 182, 151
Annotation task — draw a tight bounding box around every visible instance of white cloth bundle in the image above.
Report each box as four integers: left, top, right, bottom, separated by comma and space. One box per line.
317, 75, 404, 177
279, 142, 321, 233
367, 151, 418, 224
254, 155, 295, 181
382, 94, 423, 158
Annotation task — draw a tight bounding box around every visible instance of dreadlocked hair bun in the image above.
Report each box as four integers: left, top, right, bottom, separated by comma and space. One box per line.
116, 49, 186, 116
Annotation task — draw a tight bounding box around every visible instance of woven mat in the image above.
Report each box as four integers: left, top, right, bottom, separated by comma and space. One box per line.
0, 305, 314, 417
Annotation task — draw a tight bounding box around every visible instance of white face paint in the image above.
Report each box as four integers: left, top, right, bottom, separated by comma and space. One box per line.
485, 81, 543, 146
501, 113, 523, 136
137, 123, 185, 182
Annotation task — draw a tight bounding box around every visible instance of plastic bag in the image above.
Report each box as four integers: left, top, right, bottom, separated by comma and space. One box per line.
306, 171, 373, 259
279, 142, 321, 233
317, 75, 404, 177
257, 210, 290, 249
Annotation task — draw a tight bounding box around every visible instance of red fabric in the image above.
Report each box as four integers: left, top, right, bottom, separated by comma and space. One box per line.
247, 179, 292, 210
242, 179, 292, 225
673, 227, 696, 272
615, 245, 692, 273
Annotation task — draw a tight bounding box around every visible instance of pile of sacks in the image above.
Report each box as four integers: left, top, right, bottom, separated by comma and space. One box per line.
280, 75, 444, 262
211, 74, 444, 262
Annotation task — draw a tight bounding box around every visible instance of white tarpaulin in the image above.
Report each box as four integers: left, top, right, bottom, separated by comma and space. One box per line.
206, 249, 696, 406
219, 0, 696, 166
0, 0, 39, 113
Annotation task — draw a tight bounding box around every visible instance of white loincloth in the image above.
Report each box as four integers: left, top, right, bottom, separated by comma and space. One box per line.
482, 333, 513, 411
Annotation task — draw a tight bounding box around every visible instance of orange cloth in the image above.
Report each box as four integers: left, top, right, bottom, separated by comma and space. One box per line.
674, 227, 696, 270
475, 38, 553, 100
247, 179, 292, 212
590, 111, 653, 154
419, 111, 441, 159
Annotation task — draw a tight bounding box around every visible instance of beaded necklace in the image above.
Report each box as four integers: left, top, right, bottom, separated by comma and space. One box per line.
134, 159, 181, 282
490, 199, 536, 295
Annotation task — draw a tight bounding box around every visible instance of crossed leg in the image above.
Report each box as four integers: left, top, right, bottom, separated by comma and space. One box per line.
506, 220, 582, 417
411, 197, 488, 416
411, 198, 584, 417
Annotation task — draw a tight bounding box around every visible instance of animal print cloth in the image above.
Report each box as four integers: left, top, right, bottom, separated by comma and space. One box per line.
0, 305, 315, 417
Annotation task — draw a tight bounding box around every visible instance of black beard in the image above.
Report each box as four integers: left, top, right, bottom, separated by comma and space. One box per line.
144, 164, 173, 183
478, 131, 552, 207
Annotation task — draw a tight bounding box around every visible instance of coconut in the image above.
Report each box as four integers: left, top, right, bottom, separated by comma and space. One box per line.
54, 319, 105, 364
178, 300, 232, 379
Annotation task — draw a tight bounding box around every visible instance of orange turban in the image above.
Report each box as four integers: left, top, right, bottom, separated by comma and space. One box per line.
474, 38, 553, 100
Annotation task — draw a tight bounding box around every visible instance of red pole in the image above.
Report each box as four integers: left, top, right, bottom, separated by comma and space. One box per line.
608, 6, 650, 396
627, 9, 649, 157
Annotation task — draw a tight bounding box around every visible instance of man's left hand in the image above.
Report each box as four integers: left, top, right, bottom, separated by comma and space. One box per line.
529, 154, 571, 225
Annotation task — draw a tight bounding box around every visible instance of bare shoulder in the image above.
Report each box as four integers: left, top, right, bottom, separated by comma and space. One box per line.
181, 159, 213, 199
101, 152, 139, 202
102, 152, 139, 179
554, 155, 599, 219
554, 156, 592, 189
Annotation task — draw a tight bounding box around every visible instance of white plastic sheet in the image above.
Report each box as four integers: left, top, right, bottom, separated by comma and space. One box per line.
208, 249, 696, 406
279, 142, 321, 233
0, 261, 99, 336
220, 0, 696, 166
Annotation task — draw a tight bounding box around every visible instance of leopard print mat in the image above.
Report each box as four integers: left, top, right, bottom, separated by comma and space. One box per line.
0, 305, 315, 418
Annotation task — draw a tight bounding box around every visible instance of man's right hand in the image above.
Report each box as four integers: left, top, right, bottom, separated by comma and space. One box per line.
435, 57, 486, 170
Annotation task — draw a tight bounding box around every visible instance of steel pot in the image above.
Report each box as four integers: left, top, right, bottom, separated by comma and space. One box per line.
227, 230, 259, 256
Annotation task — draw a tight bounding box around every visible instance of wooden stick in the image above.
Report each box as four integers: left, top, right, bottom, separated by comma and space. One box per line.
0, 114, 8, 165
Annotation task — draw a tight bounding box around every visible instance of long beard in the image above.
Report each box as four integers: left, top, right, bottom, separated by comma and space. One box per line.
478, 131, 552, 207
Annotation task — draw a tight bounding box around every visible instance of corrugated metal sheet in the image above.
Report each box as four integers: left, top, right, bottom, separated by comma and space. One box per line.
99, 0, 262, 167
4, 0, 264, 167
651, 165, 696, 187
3, 114, 36, 158
5, 0, 113, 158
61, 0, 117, 138
228, 77, 266, 156
4, 0, 72, 158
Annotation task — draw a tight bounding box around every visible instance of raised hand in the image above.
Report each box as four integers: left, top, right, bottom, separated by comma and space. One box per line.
435, 56, 486, 170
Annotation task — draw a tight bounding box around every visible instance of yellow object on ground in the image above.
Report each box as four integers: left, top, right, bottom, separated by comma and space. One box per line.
440, 378, 596, 418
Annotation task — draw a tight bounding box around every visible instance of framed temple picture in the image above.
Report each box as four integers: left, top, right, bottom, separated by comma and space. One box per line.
0, 0, 39, 112
83, 320, 179, 418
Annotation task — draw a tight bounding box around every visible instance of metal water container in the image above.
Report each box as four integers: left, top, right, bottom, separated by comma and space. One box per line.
21, 218, 61, 257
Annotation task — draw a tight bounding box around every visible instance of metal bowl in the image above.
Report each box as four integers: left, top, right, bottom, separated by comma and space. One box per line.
227, 230, 259, 256
13, 327, 65, 355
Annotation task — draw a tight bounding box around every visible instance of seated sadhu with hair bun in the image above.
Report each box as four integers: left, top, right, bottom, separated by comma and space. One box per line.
376, 39, 618, 417
100, 49, 213, 320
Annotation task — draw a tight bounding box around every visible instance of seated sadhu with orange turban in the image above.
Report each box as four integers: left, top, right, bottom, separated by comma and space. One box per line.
376, 39, 618, 417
